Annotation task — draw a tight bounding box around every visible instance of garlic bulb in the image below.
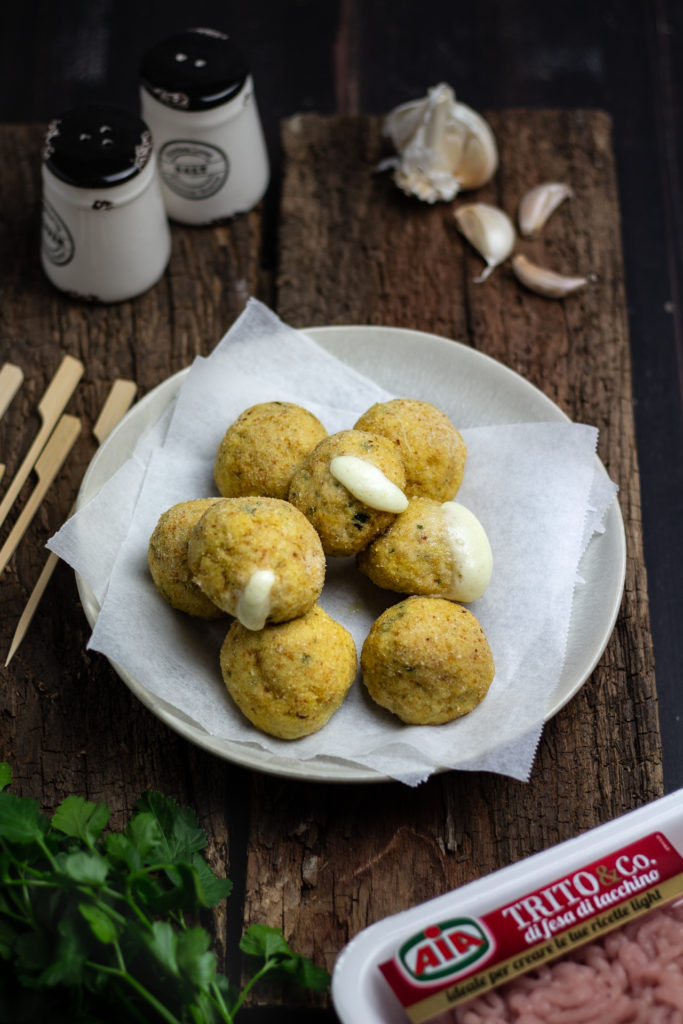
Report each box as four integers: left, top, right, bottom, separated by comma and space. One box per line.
454, 203, 516, 282
518, 182, 573, 237
382, 83, 498, 203
511, 254, 588, 298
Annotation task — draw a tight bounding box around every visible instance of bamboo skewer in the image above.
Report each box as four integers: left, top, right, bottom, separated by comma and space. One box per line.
0, 362, 25, 484
0, 414, 81, 578
92, 380, 137, 443
5, 380, 137, 665
0, 355, 83, 530
0, 363, 23, 419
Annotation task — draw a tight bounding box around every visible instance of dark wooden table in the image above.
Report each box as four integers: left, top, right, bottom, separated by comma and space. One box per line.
1, 3, 682, 1021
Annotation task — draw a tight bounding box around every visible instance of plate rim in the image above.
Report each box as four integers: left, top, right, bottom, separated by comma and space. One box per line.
75, 323, 626, 784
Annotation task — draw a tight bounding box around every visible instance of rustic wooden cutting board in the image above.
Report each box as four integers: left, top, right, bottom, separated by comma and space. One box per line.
0, 113, 661, 1013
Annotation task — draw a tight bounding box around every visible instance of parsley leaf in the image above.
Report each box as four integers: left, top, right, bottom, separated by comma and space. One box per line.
0, 791, 49, 845
78, 902, 120, 944
52, 796, 110, 847
135, 790, 206, 862
240, 924, 331, 991
0, 762, 329, 1022
59, 849, 110, 885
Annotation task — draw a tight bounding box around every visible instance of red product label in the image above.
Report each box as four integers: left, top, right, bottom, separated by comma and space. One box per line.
379, 831, 683, 1016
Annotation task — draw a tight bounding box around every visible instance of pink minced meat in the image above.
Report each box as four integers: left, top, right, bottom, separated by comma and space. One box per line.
437, 901, 683, 1024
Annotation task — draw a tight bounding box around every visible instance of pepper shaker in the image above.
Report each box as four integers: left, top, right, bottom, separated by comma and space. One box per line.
139, 27, 270, 225
40, 104, 171, 303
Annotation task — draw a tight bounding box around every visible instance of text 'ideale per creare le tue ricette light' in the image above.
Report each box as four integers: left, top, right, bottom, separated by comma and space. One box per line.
378, 829, 683, 1021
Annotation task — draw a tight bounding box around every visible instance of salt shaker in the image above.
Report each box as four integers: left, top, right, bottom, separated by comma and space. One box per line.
139, 27, 270, 225
40, 104, 171, 303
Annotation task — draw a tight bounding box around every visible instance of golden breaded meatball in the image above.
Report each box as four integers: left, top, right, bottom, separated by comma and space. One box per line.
361, 596, 494, 724
187, 496, 325, 628
148, 498, 226, 619
214, 402, 327, 500
354, 398, 467, 501
220, 605, 357, 739
288, 430, 407, 557
357, 497, 493, 603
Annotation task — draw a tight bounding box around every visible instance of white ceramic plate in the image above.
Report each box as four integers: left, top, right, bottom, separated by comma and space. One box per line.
76, 325, 626, 783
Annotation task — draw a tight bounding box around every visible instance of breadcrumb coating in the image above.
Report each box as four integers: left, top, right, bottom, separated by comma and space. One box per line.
187, 496, 325, 624
354, 398, 467, 501
288, 429, 407, 556
220, 605, 357, 738
148, 498, 226, 619
214, 401, 327, 500
358, 497, 492, 602
361, 596, 494, 724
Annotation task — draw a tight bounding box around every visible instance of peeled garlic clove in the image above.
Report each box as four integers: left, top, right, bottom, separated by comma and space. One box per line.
454, 203, 516, 282
382, 83, 498, 203
511, 253, 588, 298
518, 182, 574, 237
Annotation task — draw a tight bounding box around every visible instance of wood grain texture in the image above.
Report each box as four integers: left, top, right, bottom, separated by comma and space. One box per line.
0, 115, 662, 1016
0, 124, 266, 977
240, 111, 662, 1009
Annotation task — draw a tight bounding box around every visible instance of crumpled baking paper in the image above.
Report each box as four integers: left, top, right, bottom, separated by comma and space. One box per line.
49, 298, 618, 786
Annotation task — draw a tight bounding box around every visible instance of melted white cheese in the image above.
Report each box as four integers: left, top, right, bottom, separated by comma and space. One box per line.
441, 502, 493, 602
236, 569, 275, 630
329, 455, 408, 513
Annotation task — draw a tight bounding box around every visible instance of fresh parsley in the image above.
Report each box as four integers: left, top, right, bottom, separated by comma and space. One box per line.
0, 764, 329, 1023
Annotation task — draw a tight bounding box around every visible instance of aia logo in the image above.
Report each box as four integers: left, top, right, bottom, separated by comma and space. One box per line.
398, 918, 493, 984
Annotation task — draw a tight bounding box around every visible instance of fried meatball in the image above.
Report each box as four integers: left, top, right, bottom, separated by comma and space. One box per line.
187, 497, 325, 628
288, 429, 407, 557
214, 401, 327, 500
353, 398, 467, 501
220, 605, 357, 738
357, 497, 493, 602
148, 498, 226, 619
361, 596, 494, 724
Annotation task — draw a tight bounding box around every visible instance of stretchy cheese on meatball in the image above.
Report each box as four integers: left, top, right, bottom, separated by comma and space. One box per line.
357, 497, 493, 602
148, 498, 226, 619
361, 596, 494, 724
354, 398, 467, 501
288, 429, 407, 557
220, 605, 357, 739
214, 401, 327, 500
187, 497, 325, 629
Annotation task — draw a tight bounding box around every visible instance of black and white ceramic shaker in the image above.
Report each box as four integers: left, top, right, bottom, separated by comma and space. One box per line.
139, 27, 270, 224
40, 104, 171, 303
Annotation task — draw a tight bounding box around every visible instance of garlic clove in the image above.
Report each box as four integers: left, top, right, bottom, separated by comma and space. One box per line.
382, 83, 498, 203
518, 182, 574, 237
446, 101, 499, 190
454, 203, 516, 282
511, 253, 588, 298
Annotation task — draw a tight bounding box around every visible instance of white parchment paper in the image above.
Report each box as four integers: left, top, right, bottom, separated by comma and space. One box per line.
49, 299, 618, 785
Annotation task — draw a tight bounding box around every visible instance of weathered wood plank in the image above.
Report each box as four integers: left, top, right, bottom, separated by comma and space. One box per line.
0, 116, 662, 1014
0, 124, 266, 973
241, 111, 661, 1008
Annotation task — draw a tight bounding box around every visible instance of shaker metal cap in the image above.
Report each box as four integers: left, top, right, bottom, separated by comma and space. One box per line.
140, 27, 250, 111
42, 105, 153, 188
